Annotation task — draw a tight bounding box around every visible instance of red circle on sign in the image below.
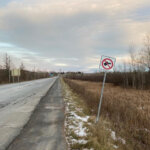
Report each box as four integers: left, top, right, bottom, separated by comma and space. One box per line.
102, 58, 113, 70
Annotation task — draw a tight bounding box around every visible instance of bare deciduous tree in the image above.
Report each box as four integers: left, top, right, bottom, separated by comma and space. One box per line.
20, 62, 25, 71
129, 44, 136, 71
4, 53, 11, 70
140, 35, 150, 71
129, 44, 137, 88
3, 53, 12, 82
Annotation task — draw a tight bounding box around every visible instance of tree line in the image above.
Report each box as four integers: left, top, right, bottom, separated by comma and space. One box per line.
0, 53, 50, 84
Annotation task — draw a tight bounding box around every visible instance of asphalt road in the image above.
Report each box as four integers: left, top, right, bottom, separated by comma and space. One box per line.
6, 78, 67, 150
0, 77, 57, 150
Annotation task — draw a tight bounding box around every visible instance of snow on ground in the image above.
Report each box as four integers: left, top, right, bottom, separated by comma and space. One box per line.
107, 128, 126, 149
0, 77, 57, 150
110, 129, 126, 145
65, 97, 89, 145
113, 145, 119, 149
68, 111, 89, 137
62, 81, 94, 150
62, 80, 129, 150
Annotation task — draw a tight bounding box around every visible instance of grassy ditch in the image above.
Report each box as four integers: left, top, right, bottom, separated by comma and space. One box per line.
63, 78, 150, 150
62, 79, 126, 150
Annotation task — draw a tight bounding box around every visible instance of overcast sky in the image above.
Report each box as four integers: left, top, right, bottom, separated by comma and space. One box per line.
0, 0, 150, 72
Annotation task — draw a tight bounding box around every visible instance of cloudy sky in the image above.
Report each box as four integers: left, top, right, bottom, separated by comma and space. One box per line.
0, 0, 150, 72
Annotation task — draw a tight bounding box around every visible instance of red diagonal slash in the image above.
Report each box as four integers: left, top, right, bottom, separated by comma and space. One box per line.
102, 58, 113, 70
105, 61, 111, 68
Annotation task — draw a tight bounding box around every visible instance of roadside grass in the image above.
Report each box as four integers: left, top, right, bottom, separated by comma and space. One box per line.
61, 79, 120, 150
63, 78, 150, 150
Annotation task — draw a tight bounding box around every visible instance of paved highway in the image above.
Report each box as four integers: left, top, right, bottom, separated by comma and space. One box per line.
0, 77, 57, 150
6, 79, 67, 150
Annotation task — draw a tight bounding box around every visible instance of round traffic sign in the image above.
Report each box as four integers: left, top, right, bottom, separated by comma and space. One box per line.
102, 58, 114, 70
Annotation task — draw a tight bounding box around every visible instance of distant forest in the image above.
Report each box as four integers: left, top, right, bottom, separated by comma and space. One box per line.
0, 53, 50, 84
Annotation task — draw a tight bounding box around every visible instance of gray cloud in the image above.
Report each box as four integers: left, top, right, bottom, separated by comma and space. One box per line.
0, 10, 108, 57
0, 0, 150, 72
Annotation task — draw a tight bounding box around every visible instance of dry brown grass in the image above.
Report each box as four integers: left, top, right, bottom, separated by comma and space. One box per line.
64, 78, 150, 150
62, 78, 116, 150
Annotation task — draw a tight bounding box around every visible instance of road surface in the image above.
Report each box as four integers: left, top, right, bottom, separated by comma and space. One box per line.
0, 77, 57, 150
6, 79, 67, 150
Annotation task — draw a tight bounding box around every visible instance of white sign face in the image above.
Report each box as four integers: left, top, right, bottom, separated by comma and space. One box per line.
11, 69, 21, 77
99, 55, 116, 71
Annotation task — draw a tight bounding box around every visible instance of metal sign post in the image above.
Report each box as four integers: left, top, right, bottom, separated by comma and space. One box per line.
96, 71, 107, 123
96, 55, 116, 123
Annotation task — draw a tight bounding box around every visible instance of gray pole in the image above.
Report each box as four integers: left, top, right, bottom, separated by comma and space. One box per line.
9, 70, 11, 83
13, 76, 14, 83
96, 71, 107, 123
8, 57, 11, 83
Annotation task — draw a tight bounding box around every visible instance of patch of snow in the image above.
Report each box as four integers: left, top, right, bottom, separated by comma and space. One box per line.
109, 129, 126, 145
111, 131, 117, 141
118, 137, 126, 145
71, 139, 88, 144
83, 149, 94, 150
68, 125, 76, 129
70, 112, 89, 122
113, 145, 119, 149
78, 139, 88, 144
138, 106, 144, 110
144, 128, 150, 133
67, 117, 88, 137
75, 122, 87, 137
